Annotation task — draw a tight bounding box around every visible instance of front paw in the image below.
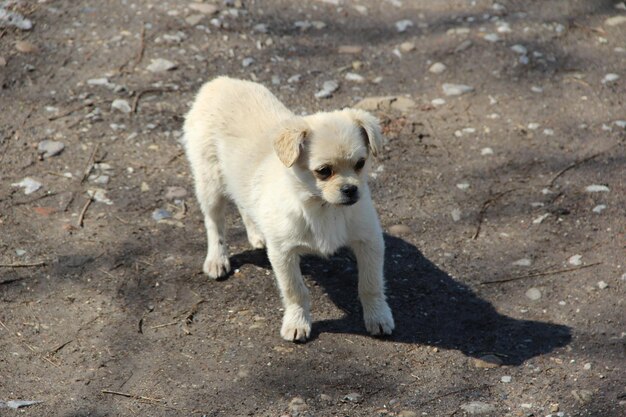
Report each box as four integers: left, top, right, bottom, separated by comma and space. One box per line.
280, 307, 312, 342
363, 300, 395, 336
203, 254, 231, 279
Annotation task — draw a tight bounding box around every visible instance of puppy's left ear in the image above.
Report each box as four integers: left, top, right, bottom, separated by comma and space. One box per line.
346, 109, 385, 157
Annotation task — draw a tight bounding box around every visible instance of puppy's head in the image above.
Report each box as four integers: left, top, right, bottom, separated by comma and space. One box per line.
273, 109, 384, 206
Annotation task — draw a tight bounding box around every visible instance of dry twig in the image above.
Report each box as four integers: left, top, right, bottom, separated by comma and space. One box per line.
81, 144, 100, 183
480, 262, 602, 285
472, 189, 516, 240
77, 197, 93, 228
0, 261, 46, 268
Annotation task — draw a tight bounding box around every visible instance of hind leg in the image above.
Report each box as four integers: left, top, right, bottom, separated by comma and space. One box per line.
190, 155, 231, 279
240, 210, 265, 249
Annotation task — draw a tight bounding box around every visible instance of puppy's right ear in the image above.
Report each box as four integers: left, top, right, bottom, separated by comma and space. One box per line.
273, 118, 309, 167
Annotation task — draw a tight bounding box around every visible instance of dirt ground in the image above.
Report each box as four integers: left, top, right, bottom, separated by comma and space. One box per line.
1, 0, 625, 416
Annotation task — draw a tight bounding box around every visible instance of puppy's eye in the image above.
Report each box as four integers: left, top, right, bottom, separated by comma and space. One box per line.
314, 165, 332, 180
355, 158, 366, 171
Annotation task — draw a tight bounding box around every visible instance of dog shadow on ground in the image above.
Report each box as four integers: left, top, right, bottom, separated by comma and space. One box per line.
229, 234, 571, 366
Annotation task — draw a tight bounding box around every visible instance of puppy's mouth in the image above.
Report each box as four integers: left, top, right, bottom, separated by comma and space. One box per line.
340, 197, 359, 206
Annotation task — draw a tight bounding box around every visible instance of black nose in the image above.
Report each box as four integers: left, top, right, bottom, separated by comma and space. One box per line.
341, 184, 358, 198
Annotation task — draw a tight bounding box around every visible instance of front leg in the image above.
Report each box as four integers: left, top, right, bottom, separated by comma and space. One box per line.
267, 246, 312, 342
351, 237, 395, 336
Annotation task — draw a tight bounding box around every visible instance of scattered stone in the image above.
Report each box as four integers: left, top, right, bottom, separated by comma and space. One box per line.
571, 389, 593, 405
510, 44, 527, 54
585, 184, 610, 192
11, 178, 42, 195
141, 182, 150, 192
188, 2, 219, 15
165, 186, 187, 200
161, 32, 187, 43
533, 213, 550, 224
345, 72, 365, 83
287, 74, 301, 84
528, 122, 540, 130
343, 392, 362, 403
483, 33, 501, 42
395, 19, 413, 32
319, 393, 332, 402
496, 22, 512, 33
0, 56, 6, 67
88, 189, 113, 205
429, 62, 446, 74
455, 39, 473, 52
525, 287, 542, 301
91, 175, 110, 185
549, 403, 560, 413
311, 21, 326, 30
241, 57, 255, 67
253, 23, 268, 33
601, 73, 619, 83
568, 254, 583, 266
605, 15, 626, 26
338, 45, 362, 54
431, 98, 446, 106
615, 120, 626, 128
456, 182, 470, 190
597, 281, 608, 289
398, 411, 417, 417
185, 14, 205, 26
513, 258, 532, 267
152, 208, 172, 221
592, 204, 607, 213
451, 208, 461, 222
147, 58, 177, 72
481, 147, 494, 155
15, 249, 26, 257
447, 27, 470, 36
388, 224, 411, 236
531, 86, 544, 93
0, 7, 33, 30
473, 354, 503, 368
314, 80, 339, 99
288, 397, 308, 413
460, 401, 496, 414
15, 40, 38, 53
0, 400, 41, 409
543, 128, 554, 135
442, 83, 474, 96
501, 375, 512, 383
400, 41, 416, 52
111, 99, 132, 114
37, 140, 65, 158
354, 96, 416, 112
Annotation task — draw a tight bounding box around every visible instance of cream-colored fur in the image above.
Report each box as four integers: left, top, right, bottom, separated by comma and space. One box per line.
183, 76, 394, 341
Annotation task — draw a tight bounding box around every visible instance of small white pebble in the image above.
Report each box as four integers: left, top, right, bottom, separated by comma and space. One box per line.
501, 375, 512, 383
481, 147, 494, 155
543, 128, 554, 136
568, 254, 582, 266
583, 362, 592, 370
456, 182, 470, 190
528, 122, 540, 130
592, 204, 606, 213
597, 281, 608, 289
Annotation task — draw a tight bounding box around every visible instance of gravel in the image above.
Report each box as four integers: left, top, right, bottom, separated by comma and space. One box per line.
442, 83, 474, 96
525, 287, 542, 300
37, 140, 65, 158
11, 178, 42, 194
146, 58, 177, 72
314, 80, 339, 99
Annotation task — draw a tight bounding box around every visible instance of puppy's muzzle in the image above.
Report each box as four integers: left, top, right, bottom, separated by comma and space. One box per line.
340, 184, 359, 205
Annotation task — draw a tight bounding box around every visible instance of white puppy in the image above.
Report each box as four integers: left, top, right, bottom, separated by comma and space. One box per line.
183, 77, 394, 341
